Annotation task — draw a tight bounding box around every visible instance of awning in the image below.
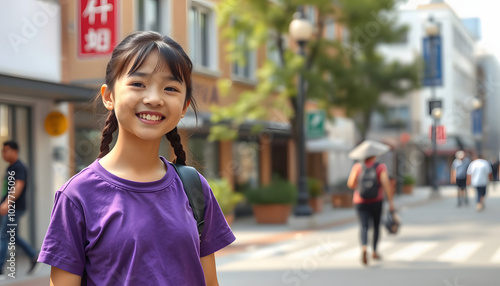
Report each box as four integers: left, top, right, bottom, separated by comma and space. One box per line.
413, 135, 476, 156
306, 137, 352, 152
0, 73, 97, 102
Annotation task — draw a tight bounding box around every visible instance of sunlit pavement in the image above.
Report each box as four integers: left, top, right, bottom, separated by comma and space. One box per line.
1, 185, 498, 285
217, 185, 500, 286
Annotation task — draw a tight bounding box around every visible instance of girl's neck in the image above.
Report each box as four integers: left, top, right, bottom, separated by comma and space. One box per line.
99, 136, 166, 182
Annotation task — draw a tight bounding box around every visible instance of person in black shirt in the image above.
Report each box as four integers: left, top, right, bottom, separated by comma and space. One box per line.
0, 141, 38, 276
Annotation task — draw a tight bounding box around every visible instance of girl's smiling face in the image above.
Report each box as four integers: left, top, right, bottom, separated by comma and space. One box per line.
101, 50, 189, 142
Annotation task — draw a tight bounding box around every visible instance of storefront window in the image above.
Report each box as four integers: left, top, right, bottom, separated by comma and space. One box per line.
188, 137, 218, 179
232, 141, 259, 191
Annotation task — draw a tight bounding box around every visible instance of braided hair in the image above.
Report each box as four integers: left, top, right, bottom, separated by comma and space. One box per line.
97, 31, 197, 163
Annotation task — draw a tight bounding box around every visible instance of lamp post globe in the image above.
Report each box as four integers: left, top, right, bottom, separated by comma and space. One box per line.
289, 16, 313, 42
472, 98, 482, 110
432, 107, 443, 119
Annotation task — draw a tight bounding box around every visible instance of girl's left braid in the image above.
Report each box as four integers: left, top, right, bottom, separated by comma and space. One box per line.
166, 127, 186, 165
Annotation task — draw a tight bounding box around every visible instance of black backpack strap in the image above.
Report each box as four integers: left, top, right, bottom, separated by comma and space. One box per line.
171, 163, 205, 238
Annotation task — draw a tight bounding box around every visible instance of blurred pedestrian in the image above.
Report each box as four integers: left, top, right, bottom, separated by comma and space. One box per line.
347, 140, 395, 266
0, 141, 39, 276
450, 150, 470, 207
37, 31, 235, 285
490, 157, 499, 182
466, 154, 492, 211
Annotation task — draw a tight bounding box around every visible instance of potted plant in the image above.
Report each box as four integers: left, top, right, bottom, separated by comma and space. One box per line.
402, 174, 416, 194
331, 178, 353, 208
245, 175, 297, 224
308, 177, 324, 213
208, 178, 245, 226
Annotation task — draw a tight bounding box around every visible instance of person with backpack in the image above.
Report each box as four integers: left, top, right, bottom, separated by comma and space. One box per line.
38, 31, 235, 285
347, 140, 395, 266
450, 150, 471, 207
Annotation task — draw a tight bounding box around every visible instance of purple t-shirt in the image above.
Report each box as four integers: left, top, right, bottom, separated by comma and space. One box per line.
38, 157, 235, 285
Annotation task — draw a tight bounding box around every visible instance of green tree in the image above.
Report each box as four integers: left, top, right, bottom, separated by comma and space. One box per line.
211, 0, 419, 141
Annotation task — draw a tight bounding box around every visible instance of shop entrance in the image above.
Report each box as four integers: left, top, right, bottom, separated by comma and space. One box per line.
0, 103, 36, 245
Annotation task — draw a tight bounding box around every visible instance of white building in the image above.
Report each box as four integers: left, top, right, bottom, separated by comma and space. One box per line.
476, 51, 500, 159
371, 1, 477, 185
0, 0, 94, 249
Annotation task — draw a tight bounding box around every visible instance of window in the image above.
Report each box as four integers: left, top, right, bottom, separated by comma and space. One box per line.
232, 141, 260, 191
325, 18, 335, 40
372, 106, 410, 130
342, 27, 350, 44
232, 35, 256, 80
383, 106, 410, 129
453, 26, 473, 62
189, 2, 217, 70
304, 5, 316, 26
189, 137, 219, 179
267, 33, 287, 67
137, 0, 170, 34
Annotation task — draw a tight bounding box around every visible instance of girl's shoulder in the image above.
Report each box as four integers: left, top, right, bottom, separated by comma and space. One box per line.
57, 160, 110, 200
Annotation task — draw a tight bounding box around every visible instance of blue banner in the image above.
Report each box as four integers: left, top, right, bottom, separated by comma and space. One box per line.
423, 36, 443, 87
472, 108, 483, 136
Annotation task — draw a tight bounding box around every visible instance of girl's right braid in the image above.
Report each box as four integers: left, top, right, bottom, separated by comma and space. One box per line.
98, 111, 118, 158
166, 127, 186, 165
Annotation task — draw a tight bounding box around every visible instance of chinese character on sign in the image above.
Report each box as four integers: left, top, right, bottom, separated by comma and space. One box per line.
78, 0, 117, 58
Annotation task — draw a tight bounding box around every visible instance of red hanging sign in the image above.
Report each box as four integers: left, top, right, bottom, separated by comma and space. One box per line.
429, 125, 446, 145
78, 0, 118, 58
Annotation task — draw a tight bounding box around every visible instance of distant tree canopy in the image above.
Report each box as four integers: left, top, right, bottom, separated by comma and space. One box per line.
210, 0, 420, 141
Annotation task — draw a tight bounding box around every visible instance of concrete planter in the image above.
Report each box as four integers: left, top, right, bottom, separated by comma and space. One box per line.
331, 193, 353, 208
308, 197, 324, 213
402, 184, 414, 194
252, 204, 292, 224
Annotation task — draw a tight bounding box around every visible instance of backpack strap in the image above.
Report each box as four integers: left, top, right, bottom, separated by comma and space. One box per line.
171, 163, 205, 238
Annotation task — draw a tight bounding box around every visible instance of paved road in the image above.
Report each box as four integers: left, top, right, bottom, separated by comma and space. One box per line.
218, 189, 500, 286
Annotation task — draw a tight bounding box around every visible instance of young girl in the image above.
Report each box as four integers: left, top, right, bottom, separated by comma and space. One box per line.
38, 31, 235, 285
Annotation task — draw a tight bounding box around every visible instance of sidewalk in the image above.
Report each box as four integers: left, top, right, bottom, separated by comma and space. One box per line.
0, 186, 459, 285
218, 185, 457, 257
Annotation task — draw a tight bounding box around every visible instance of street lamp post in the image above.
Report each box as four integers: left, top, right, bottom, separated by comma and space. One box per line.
472, 98, 483, 155
431, 107, 442, 193
289, 7, 313, 216
425, 16, 440, 194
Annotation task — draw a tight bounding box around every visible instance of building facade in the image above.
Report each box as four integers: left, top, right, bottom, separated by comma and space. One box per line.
1, 0, 359, 247
372, 1, 477, 185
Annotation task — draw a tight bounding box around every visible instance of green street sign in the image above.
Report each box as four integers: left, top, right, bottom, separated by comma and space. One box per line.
306, 111, 326, 138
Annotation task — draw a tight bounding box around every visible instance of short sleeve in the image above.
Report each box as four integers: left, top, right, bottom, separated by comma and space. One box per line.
467, 164, 473, 175
12, 163, 27, 182
198, 174, 236, 257
38, 191, 86, 276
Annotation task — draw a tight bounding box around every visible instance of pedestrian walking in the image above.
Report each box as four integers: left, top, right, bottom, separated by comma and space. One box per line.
450, 150, 470, 207
490, 157, 499, 182
0, 141, 39, 276
38, 31, 235, 285
467, 154, 492, 211
347, 140, 396, 266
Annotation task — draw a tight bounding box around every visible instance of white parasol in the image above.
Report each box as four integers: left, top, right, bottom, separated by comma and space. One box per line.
348, 140, 391, 160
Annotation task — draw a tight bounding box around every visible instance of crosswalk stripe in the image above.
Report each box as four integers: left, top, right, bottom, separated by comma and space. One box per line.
247, 241, 308, 259
437, 242, 483, 263
332, 242, 393, 260
286, 241, 346, 259
388, 242, 438, 261
490, 248, 500, 263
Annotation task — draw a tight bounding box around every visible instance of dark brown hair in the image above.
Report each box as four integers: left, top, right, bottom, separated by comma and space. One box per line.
97, 31, 197, 165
